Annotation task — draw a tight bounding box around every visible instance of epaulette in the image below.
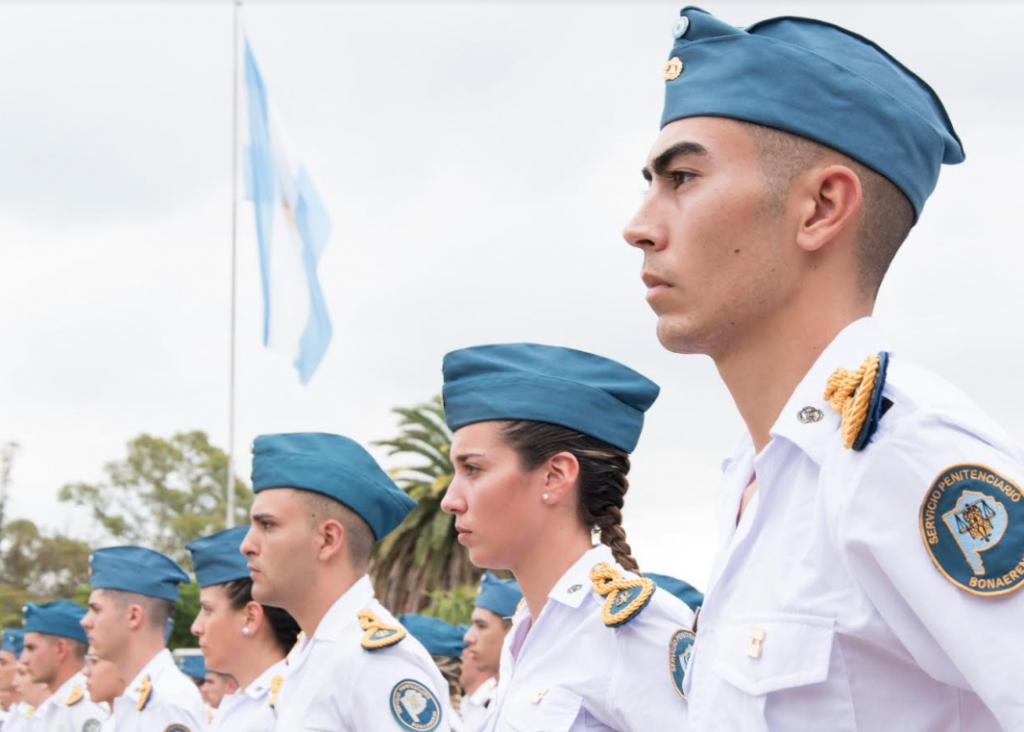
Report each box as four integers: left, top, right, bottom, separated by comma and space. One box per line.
589, 562, 656, 627
64, 682, 84, 706
824, 351, 890, 451
136, 674, 152, 711
357, 609, 406, 651
269, 675, 284, 709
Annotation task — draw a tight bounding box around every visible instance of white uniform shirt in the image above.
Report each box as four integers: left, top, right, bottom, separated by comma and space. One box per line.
0, 703, 35, 732
31, 670, 106, 732
209, 658, 288, 731
112, 649, 206, 732
273, 575, 453, 732
460, 677, 496, 732
685, 317, 1024, 731
482, 544, 693, 732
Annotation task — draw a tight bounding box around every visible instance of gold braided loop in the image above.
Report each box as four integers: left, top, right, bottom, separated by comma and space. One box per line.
357, 609, 406, 650
589, 562, 655, 627
823, 354, 880, 449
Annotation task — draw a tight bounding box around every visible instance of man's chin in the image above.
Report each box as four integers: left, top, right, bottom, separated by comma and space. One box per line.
656, 318, 706, 355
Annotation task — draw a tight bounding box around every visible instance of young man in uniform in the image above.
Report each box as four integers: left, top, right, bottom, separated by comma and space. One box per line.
0, 630, 25, 729
19, 601, 106, 731
79, 546, 205, 732
459, 572, 521, 731
623, 7, 1023, 729
240, 432, 452, 732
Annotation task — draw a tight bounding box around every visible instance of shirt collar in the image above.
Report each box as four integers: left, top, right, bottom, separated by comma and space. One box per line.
547, 544, 614, 610
244, 657, 289, 700
37, 671, 83, 713
767, 317, 889, 465
124, 648, 174, 702
309, 574, 375, 643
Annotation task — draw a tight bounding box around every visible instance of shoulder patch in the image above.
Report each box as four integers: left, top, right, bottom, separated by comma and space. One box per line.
162, 726, 192, 732
358, 609, 407, 651
920, 464, 1024, 596
824, 351, 890, 451
389, 679, 442, 732
136, 674, 152, 711
669, 629, 696, 699
589, 562, 656, 627
64, 682, 84, 706
82, 720, 102, 732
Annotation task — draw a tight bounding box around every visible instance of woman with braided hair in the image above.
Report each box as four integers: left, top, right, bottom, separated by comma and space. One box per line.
440, 343, 695, 732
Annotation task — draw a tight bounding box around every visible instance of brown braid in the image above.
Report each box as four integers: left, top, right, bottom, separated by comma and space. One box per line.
498, 421, 640, 573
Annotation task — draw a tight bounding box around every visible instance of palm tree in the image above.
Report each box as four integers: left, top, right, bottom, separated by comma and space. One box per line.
370, 396, 481, 613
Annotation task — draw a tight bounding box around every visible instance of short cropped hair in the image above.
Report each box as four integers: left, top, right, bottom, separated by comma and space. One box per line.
103, 589, 176, 632
300, 491, 375, 572
742, 122, 915, 297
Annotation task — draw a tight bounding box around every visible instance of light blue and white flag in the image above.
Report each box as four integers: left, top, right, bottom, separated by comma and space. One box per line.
243, 39, 332, 384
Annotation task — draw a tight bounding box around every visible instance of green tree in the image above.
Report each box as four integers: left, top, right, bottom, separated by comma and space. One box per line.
371, 397, 481, 613
0, 518, 91, 597
58, 431, 251, 565
422, 584, 476, 625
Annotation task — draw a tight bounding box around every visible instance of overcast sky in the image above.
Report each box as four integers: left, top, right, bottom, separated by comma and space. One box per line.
1, 0, 1022, 589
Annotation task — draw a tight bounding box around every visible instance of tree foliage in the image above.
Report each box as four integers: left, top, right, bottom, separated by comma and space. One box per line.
371, 397, 481, 613
57, 431, 251, 565
0, 518, 91, 597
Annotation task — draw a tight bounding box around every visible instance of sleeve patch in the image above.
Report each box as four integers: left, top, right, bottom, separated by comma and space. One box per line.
389, 679, 442, 731
669, 629, 696, 699
920, 463, 1024, 596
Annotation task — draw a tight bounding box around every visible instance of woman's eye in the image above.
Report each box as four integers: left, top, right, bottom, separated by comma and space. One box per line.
464, 465, 479, 475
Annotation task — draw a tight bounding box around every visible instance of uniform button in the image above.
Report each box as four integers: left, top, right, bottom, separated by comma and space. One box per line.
567, 584, 582, 594
532, 689, 549, 704
672, 17, 690, 39
797, 406, 824, 424
747, 627, 766, 658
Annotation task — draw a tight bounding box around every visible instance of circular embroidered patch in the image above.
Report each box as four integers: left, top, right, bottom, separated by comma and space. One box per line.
920, 464, 1024, 596
82, 721, 102, 732
390, 679, 442, 732
162, 726, 192, 732
669, 629, 696, 699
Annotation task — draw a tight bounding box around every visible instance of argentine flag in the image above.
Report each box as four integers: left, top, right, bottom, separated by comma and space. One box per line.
243, 39, 332, 384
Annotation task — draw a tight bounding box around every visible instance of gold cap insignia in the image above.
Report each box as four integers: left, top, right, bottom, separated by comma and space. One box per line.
663, 57, 684, 81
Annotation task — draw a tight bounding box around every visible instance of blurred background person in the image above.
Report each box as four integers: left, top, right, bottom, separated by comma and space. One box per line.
202, 671, 239, 711
5, 663, 51, 732
0, 629, 25, 726
83, 646, 124, 708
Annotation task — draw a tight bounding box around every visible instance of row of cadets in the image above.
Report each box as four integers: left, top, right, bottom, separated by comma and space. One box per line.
186, 525, 299, 731
81, 546, 205, 731
0, 630, 25, 729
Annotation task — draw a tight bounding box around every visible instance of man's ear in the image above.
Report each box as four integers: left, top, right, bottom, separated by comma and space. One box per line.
315, 518, 346, 563
125, 603, 147, 632
794, 164, 863, 253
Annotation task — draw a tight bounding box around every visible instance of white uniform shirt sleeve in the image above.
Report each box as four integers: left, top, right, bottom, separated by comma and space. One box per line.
345, 649, 452, 732
826, 407, 1024, 728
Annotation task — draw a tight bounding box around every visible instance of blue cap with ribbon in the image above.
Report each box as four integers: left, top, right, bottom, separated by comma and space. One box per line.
646, 572, 704, 612
398, 614, 467, 659
252, 433, 416, 541
89, 546, 191, 602
475, 572, 523, 619
186, 526, 251, 588
442, 344, 660, 453
0, 629, 24, 657
21, 601, 88, 645
660, 6, 964, 220
175, 654, 207, 681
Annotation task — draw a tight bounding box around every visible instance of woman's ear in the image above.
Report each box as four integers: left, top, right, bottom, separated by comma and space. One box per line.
794, 163, 863, 253
245, 600, 265, 635
543, 451, 580, 504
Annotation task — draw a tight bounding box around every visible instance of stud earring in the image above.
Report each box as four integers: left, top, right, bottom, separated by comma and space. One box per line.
242, 627, 251, 636
542, 493, 550, 502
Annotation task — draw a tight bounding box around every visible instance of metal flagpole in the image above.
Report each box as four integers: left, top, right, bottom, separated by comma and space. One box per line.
226, 0, 242, 528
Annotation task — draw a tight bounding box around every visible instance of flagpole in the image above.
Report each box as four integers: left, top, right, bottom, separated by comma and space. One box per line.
226, 0, 242, 529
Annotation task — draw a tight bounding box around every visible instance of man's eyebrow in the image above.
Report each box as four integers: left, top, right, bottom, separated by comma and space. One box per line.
642, 140, 710, 181
251, 512, 276, 522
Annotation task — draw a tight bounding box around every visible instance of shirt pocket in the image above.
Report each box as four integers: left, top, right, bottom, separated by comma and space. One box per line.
499, 686, 583, 732
710, 613, 835, 696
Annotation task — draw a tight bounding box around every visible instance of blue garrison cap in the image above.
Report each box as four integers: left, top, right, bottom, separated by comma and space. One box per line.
646, 572, 704, 612
252, 433, 416, 541
175, 654, 206, 681
22, 601, 88, 644
398, 614, 467, 659
187, 526, 250, 588
89, 546, 191, 602
442, 344, 659, 453
475, 572, 523, 619
1, 629, 24, 657
661, 7, 964, 219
